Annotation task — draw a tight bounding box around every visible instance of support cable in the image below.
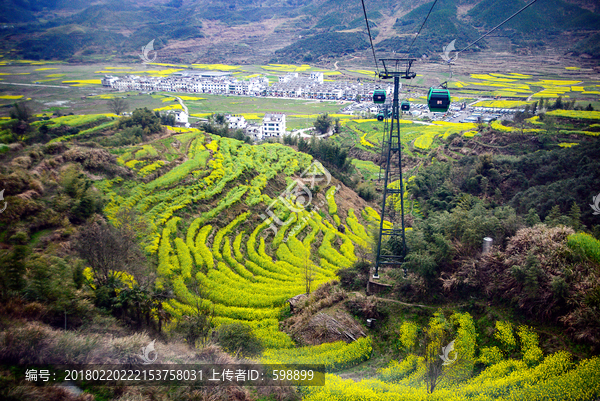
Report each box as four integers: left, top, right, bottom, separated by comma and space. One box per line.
360, 0, 380, 76
452, 0, 539, 60
406, 0, 440, 56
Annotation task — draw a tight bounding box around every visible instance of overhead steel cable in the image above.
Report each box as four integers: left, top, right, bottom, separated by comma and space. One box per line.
360, 0, 380, 76
406, 0, 440, 56
451, 0, 539, 60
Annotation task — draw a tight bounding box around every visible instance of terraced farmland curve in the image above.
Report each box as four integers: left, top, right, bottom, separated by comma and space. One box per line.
98, 127, 379, 366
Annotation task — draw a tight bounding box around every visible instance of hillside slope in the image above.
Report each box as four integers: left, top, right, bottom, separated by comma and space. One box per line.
2, 0, 599, 62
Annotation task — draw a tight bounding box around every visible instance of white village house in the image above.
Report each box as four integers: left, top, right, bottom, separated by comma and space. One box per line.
163, 110, 190, 127
175, 110, 189, 127
262, 113, 286, 138
226, 114, 247, 130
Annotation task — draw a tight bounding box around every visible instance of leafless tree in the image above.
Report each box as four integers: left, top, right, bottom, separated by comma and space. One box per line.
72, 219, 144, 287
423, 321, 455, 394
303, 251, 315, 295
10, 102, 31, 122
107, 98, 128, 115
424, 350, 446, 393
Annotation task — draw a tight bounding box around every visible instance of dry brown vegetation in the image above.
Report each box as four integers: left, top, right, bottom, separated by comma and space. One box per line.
442, 224, 600, 346
281, 281, 368, 346
0, 318, 299, 401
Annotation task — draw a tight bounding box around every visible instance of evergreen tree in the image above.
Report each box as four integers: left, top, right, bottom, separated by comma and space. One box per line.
525, 208, 541, 227
0, 245, 29, 299
544, 205, 561, 227
569, 201, 582, 232
334, 117, 341, 134
592, 225, 600, 240
554, 96, 563, 110
313, 113, 333, 134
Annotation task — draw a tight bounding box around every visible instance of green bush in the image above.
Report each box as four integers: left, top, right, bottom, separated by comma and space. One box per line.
215, 323, 263, 358
357, 183, 377, 202
338, 260, 370, 291
567, 232, 600, 265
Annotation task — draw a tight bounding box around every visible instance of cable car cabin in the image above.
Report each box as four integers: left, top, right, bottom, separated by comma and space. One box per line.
373, 90, 386, 104
377, 112, 384, 121
427, 88, 451, 113
401, 101, 410, 112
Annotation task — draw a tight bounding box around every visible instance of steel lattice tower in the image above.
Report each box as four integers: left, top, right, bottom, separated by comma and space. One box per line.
373, 59, 416, 279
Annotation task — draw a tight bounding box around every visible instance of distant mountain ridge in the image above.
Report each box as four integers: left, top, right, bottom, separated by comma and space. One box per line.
1, 0, 599, 62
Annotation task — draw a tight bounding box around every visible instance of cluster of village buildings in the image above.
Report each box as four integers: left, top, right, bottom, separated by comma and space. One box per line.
102, 71, 269, 96
102, 70, 390, 140
163, 109, 285, 141
101, 70, 391, 101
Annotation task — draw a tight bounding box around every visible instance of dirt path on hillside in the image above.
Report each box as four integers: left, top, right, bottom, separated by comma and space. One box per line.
358, 293, 435, 309
0, 82, 71, 89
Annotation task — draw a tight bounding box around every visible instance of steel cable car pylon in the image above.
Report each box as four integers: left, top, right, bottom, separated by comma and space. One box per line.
373, 59, 416, 279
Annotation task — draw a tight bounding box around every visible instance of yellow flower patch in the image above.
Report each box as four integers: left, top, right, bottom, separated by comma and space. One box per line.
414, 132, 437, 149
153, 104, 183, 111
62, 79, 102, 85
360, 133, 375, 148
546, 110, 600, 120
349, 69, 377, 77
177, 96, 206, 101
191, 63, 242, 71
147, 62, 188, 68
240, 113, 264, 120
532, 91, 570, 98
534, 79, 582, 86
474, 100, 535, 108
491, 73, 531, 79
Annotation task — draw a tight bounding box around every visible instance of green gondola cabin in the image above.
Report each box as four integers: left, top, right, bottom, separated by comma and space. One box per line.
373, 90, 386, 104
401, 101, 410, 112
427, 88, 451, 113
377, 112, 384, 121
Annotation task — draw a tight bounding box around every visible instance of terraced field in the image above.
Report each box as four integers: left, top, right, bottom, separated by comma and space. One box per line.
454, 73, 600, 102
339, 119, 478, 155
97, 127, 379, 369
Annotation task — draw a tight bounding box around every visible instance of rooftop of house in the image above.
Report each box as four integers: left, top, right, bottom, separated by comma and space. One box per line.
264, 113, 285, 121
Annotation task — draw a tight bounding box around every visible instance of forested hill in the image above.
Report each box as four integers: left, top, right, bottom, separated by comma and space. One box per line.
1, 0, 599, 62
